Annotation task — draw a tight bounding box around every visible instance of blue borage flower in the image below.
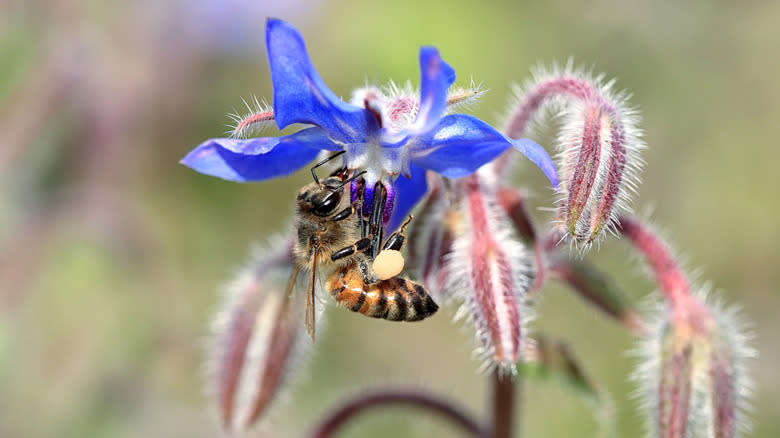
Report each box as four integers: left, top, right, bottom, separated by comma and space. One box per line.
181, 18, 558, 231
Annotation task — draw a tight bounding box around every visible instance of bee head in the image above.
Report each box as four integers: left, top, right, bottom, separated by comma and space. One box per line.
297, 176, 344, 216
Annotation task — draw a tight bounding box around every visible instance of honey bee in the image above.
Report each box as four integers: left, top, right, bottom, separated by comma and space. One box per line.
287, 153, 438, 339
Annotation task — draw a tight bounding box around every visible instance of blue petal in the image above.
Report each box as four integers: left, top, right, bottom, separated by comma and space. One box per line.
180, 135, 322, 182
186, 127, 342, 158
207, 137, 280, 155
410, 114, 513, 178
409, 47, 455, 135
512, 138, 559, 189
208, 127, 343, 155
266, 19, 378, 144
386, 163, 429, 233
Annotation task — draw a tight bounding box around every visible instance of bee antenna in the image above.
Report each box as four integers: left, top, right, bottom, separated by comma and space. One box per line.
310, 151, 346, 185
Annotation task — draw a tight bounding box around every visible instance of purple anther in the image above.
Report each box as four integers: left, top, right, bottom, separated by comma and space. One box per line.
383, 183, 396, 225
361, 183, 375, 218
350, 178, 361, 205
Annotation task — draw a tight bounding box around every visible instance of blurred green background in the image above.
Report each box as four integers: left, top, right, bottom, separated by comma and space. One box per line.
1, 1, 778, 437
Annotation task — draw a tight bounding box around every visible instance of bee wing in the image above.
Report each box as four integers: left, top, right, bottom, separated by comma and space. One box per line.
284, 263, 302, 300
305, 248, 319, 341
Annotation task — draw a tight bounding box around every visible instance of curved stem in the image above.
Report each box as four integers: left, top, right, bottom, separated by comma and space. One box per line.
491, 370, 518, 438
503, 77, 599, 140
309, 389, 487, 438
616, 215, 690, 309
530, 239, 547, 293
546, 257, 645, 335
497, 76, 604, 177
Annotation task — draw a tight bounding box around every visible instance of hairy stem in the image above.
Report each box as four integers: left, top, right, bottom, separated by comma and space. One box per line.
309, 389, 486, 438
497, 76, 604, 176
616, 215, 690, 310
504, 77, 598, 140
491, 370, 518, 438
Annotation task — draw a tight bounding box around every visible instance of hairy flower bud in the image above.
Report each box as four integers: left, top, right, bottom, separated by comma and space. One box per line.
447, 173, 532, 373
636, 293, 753, 438
407, 175, 460, 300
207, 238, 308, 432
503, 62, 645, 247
621, 216, 753, 438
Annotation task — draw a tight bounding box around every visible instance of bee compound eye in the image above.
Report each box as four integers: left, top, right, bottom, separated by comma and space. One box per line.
313, 191, 340, 215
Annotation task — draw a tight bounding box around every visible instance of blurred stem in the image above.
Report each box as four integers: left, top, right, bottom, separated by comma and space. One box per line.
491, 370, 518, 438
309, 389, 486, 438
617, 215, 690, 310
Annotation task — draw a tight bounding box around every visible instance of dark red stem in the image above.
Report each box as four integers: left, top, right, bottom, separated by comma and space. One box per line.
491, 370, 518, 438
497, 76, 602, 176
617, 216, 690, 309
496, 187, 547, 292
308, 389, 486, 438
504, 77, 597, 139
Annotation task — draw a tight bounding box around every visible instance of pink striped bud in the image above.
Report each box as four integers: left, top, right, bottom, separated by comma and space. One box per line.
502, 62, 645, 247
447, 173, 532, 373
408, 175, 461, 300
621, 216, 753, 438
207, 237, 308, 433
636, 293, 753, 438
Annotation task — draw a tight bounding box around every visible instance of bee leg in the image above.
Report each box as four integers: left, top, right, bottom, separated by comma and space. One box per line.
367, 183, 387, 258
350, 180, 370, 239
331, 237, 372, 261
360, 213, 369, 239
382, 233, 404, 251
382, 215, 414, 251
331, 205, 356, 222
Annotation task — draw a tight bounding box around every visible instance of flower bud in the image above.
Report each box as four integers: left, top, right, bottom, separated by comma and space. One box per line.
207, 238, 308, 432
558, 97, 640, 246
502, 63, 645, 247
636, 293, 753, 438
620, 216, 754, 437
409, 175, 460, 300
447, 174, 532, 372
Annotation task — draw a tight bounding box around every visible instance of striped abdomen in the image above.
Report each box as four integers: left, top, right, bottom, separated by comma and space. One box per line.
325, 263, 438, 321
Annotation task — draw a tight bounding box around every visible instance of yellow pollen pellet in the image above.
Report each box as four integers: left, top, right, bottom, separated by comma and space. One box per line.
372, 249, 405, 280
